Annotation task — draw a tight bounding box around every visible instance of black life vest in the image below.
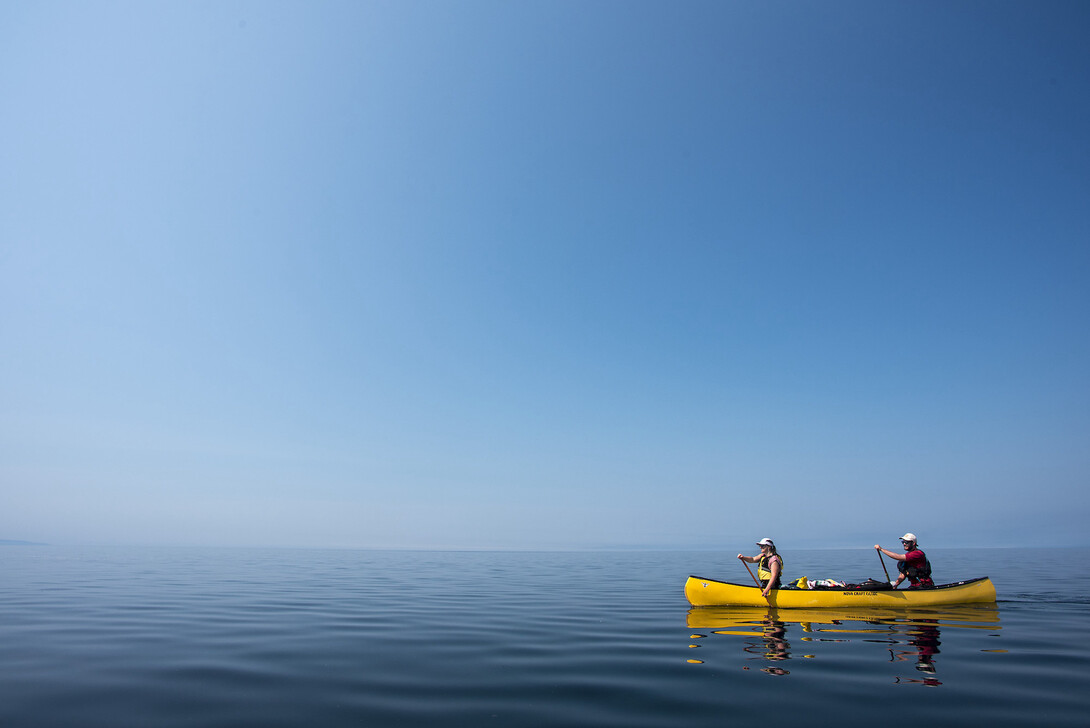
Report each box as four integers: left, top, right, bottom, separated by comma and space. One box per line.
897, 549, 933, 585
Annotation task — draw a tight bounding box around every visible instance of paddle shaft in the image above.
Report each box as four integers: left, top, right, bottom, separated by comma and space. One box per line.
741, 559, 761, 588
877, 548, 892, 582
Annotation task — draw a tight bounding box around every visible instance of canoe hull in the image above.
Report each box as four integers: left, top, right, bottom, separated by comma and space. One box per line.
685, 575, 996, 608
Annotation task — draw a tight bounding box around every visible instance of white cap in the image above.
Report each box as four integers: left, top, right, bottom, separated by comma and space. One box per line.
900, 533, 917, 542
756, 538, 775, 547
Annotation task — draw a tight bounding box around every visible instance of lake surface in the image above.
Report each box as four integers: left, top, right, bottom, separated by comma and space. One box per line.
2, 546, 1088, 727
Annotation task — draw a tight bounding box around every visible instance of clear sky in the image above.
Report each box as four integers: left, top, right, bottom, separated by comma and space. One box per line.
2, 1, 1088, 550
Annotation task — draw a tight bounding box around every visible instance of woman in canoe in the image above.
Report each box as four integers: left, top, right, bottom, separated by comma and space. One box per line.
738, 538, 783, 597
875, 533, 934, 589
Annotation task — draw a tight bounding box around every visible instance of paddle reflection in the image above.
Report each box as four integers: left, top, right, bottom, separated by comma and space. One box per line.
685, 605, 1001, 684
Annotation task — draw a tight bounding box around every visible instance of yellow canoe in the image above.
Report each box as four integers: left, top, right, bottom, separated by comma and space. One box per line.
685, 575, 996, 608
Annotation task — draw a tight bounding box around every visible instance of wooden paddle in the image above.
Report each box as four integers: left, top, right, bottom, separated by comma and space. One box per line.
740, 558, 761, 587
876, 546, 892, 583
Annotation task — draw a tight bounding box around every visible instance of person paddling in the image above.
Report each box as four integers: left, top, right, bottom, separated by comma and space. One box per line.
875, 533, 934, 589
738, 538, 783, 597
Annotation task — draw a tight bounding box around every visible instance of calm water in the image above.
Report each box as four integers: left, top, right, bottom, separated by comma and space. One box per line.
2, 546, 1089, 727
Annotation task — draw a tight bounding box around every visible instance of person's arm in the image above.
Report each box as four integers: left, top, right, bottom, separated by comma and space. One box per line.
874, 545, 906, 587
737, 553, 758, 563
761, 556, 781, 597
874, 544, 907, 562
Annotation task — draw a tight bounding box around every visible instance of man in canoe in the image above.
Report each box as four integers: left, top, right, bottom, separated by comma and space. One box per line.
738, 538, 783, 597
875, 533, 934, 589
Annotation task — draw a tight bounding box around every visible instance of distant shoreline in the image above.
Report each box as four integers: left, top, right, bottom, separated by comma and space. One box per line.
0, 539, 48, 546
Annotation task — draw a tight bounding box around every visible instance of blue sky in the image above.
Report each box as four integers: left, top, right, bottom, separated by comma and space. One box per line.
2, 1, 1088, 550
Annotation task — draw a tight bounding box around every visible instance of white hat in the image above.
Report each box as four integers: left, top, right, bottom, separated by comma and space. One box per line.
900, 533, 917, 542
756, 538, 775, 546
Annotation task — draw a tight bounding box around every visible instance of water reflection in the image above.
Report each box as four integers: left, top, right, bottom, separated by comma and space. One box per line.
686, 605, 1001, 684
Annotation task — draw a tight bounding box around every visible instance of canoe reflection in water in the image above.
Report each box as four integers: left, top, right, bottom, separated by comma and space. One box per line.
685, 605, 1001, 684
